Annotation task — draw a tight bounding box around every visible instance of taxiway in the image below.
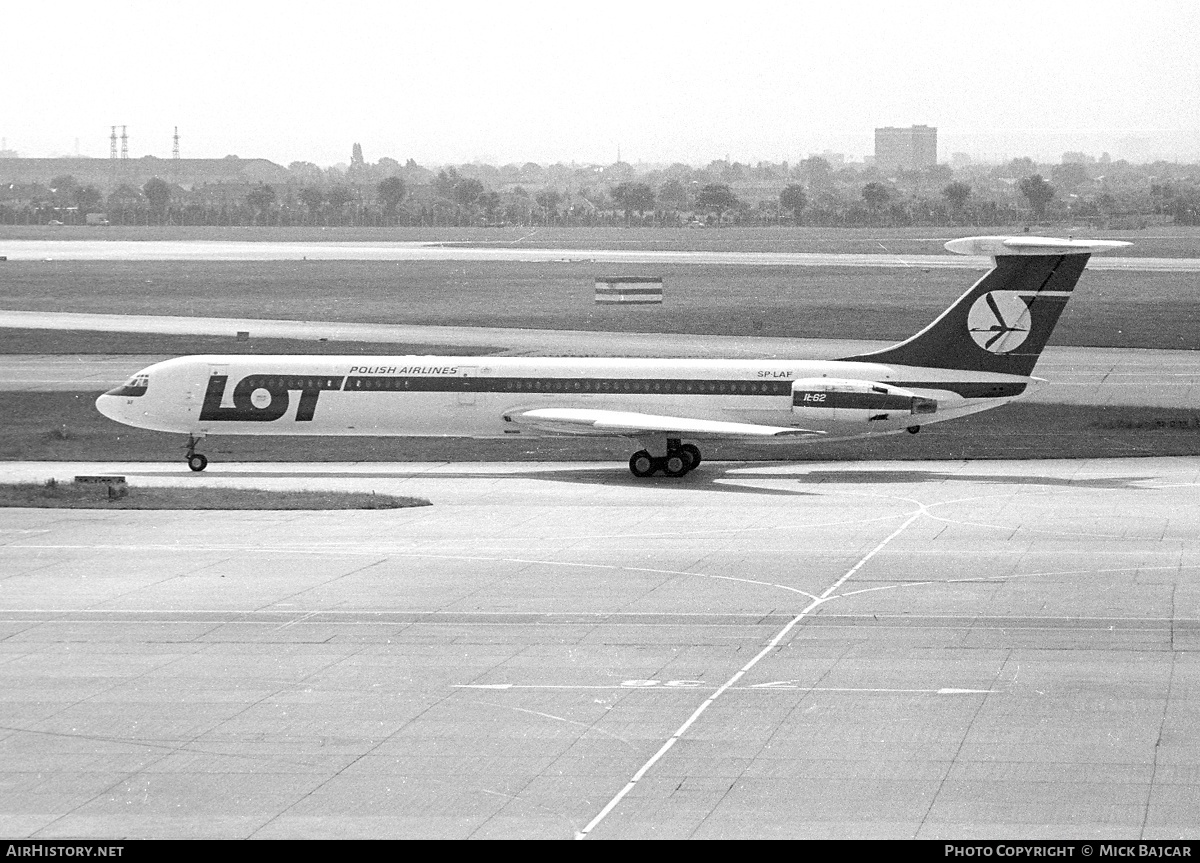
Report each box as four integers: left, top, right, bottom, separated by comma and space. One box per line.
1, 239, 1195, 271
2, 457, 1199, 838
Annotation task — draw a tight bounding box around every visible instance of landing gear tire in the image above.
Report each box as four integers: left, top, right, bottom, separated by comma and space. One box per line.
663, 453, 689, 477
629, 451, 657, 477
184, 434, 207, 472
906, 426, 921, 435
680, 444, 701, 470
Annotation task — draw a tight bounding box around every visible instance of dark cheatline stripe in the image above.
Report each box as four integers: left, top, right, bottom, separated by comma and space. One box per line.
339, 376, 1026, 400
345, 376, 792, 396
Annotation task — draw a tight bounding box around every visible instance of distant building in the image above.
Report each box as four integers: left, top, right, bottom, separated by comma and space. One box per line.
874, 125, 937, 171
0, 156, 289, 193
1061, 151, 1096, 164
950, 152, 972, 170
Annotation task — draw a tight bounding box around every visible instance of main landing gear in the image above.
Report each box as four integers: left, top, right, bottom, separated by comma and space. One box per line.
184, 435, 208, 472
628, 441, 702, 478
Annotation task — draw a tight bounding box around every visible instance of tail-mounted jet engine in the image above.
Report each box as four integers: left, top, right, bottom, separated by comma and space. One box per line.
791, 377, 937, 424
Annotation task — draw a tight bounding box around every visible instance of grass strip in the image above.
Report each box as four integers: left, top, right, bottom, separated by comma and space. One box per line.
2, 258, 1197, 348
0, 329, 502, 356
0, 479, 429, 509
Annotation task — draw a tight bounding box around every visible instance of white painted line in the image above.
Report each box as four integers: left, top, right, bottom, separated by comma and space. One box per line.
938, 688, 995, 695
457, 682, 993, 694
574, 508, 923, 839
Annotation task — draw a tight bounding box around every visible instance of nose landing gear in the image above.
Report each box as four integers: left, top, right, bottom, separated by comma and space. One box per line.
184, 435, 208, 472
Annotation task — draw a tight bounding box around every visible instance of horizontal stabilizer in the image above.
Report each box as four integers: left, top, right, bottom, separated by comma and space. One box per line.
945, 236, 1131, 257
511, 408, 821, 438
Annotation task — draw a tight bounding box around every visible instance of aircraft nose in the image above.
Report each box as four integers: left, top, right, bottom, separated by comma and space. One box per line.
95, 393, 124, 423
98, 369, 153, 425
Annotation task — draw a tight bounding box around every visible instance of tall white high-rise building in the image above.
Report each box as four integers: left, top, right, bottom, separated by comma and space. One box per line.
874, 125, 937, 170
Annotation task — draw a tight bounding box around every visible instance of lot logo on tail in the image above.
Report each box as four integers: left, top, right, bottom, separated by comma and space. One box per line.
967, 292, 1032, 354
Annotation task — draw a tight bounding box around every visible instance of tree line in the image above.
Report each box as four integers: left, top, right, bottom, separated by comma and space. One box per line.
2, 148, 1198, 227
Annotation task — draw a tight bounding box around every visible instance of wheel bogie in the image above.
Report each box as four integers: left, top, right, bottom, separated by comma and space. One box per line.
628, 444, 702, 478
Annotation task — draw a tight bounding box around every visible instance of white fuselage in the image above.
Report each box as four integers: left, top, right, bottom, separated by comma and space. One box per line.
96, 354, 1035, 444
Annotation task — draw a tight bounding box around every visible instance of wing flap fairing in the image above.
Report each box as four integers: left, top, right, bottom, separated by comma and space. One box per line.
510, 408, 821, 438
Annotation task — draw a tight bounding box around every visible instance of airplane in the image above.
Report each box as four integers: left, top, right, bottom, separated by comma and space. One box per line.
96, 235, 1129, 478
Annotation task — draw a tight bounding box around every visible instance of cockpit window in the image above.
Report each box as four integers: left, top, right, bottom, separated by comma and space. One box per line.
105, 373, 149, 397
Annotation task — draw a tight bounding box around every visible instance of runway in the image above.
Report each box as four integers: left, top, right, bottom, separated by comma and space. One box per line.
0, 239, 1195, 271
0, 308, 855, 359
2, 457, 1199, 838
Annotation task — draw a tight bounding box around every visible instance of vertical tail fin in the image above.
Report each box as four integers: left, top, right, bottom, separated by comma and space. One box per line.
839, 236, 1130, 376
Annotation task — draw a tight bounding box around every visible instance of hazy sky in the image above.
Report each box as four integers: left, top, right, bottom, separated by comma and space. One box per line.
5, 0, 1198, 166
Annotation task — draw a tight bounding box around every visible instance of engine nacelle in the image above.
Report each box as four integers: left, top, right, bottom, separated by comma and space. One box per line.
791, 377, 937, 425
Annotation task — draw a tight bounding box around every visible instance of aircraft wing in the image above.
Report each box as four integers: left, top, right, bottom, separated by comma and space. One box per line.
510, 408, 822, 438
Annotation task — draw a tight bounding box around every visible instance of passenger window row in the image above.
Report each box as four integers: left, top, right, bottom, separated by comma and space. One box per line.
251, 376, 343, 390
344, 376, 791, 395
